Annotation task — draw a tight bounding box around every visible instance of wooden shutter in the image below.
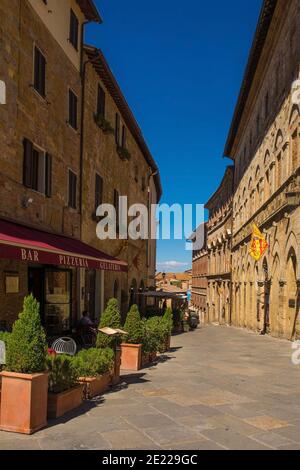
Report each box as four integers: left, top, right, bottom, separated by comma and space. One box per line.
23, 138, 33, 188
68, 170, 77, 209
45, 153, 52, 198
97, 85, 105, 117
70, 10, 79, 50
115, 114, 120, 145
95, 174, 103, 211
122, 125, 126, 148
69, 90, 77, 129
34, 47, 46, 97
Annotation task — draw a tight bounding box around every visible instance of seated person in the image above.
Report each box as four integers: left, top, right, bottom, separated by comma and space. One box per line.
78, 310, 95, 328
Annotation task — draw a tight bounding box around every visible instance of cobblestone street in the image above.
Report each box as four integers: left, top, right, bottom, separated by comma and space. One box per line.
1, 325, 300, 450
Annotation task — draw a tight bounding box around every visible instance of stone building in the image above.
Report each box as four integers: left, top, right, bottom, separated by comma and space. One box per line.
81, 45, 162, 318
0, 1, 161, 333
191, 224, 208, 324
205, 167, 234, 325
224, 0, 300, 339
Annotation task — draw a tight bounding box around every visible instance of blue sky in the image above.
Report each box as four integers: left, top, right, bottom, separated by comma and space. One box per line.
86, 0, 263, 272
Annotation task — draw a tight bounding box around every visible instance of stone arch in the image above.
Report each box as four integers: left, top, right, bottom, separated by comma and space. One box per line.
129, 279, 138, 307
274, 129, 284, 151
264, 150, 271, 168
289, 103, 300, 126
285, 232, 300, 279
286, 248, 299, 340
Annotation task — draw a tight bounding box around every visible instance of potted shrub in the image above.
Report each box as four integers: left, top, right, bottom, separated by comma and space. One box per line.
0, 331, 11, 422
0, 295, 48, 434
162, 308, 173, 351
173, 309, 184, 334
121, 305, 143, 371
74, 348, 114, 399
145, 317, 164, 361
97, 298, 122, 385
141, 319, 158, 366
47, 352, 83, 419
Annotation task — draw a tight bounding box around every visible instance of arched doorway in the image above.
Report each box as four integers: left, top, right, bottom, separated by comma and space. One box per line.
287, 250, 299, 340
262, 258, 270, 335
113, 280, 121, 308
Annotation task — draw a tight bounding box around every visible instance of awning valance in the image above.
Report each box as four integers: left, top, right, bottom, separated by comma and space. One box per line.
0, 219, 127, 272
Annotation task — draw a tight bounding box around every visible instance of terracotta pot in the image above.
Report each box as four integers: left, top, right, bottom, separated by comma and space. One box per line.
111, 349, 121, 386
47, 385, 83, 419
0, 371, 48, 435
121, 343, 142, 371
79, 372, 111, 399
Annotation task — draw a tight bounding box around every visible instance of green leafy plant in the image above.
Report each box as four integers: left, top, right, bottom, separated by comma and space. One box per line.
117, 145, 132, 161
162, 307, 173, 336
94, 113, 114, 135
46, 354, 78, 394
97, 298, 121, 349
146, 316, 166, 353
6, 295, 47, 374
142, 318, 159, 354
123, 305, 143, 344
0, 331, 11, 348
173, 309, 184, 328
72, 348, 114, 378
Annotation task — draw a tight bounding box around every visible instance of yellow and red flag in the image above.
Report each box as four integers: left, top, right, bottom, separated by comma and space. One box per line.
249, 224, 268, 261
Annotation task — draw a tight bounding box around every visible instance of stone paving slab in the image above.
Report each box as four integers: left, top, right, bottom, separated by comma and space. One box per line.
1, 325, 300, 450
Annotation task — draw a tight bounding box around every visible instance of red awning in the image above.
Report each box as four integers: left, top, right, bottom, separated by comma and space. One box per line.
0, 219, 127, 272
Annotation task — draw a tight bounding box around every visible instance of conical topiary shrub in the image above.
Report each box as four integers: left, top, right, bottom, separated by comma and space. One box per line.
96, 298, 121, 349
123, 304, 143, 344
6, 294, 47, 374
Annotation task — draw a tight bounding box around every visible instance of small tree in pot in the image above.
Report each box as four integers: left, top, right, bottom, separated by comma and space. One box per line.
0, 295, 48, 434
96, 298, 121, 349
121, 305, 143, 371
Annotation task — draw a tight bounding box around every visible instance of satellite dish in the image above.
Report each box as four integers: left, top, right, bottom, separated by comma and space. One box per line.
0, 81, 6, 105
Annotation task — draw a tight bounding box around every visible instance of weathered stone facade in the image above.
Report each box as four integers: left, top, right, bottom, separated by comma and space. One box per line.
191, 224, 208, 323
81, 46, 161, 318
225, 0, 300, 340
205, 167, 233, 326
0, 1, 161, 331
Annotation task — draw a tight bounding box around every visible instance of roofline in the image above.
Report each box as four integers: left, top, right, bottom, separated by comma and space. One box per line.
77, 0, 102, 23
223, 0, 278, 158
84, 44, 162, 201
205, 166, 234, 209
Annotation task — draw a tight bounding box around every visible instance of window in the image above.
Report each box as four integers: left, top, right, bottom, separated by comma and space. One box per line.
97, 85, 105, 117
115, 113, 120, 145
95, 173, 103, 211
69, 89, 78, 130
23, 138, 52, 196
121, 125, 126, 148
34, 46, 46, 97
68, 170, 77, 209
114, 189, 120, 229
69, 9, 79, 50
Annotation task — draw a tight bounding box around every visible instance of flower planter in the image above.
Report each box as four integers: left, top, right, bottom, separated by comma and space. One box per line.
47, 385, 84, 419
121, 343, 142, 371
0, 371, 48, 435
111, 348, 121, 386
79, 372, 111, 399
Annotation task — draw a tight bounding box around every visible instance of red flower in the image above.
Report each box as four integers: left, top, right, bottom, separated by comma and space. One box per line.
48, 348, 57, 356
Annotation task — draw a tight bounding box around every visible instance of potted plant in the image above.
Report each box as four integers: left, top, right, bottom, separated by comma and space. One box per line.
162, 308, 173, 351
117, 145, 132, 161
141, 319, 158, 366
97, 298, 122, 385
0, 295, 48, 434
47, 352, 83, 419
74, 348, 114, 399
94, 113, 114, 135
173, 309, 184, 334
121, 305, 143, 371
0, 331, 11, 422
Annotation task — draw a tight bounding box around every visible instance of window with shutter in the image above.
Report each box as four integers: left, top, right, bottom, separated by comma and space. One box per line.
97, 85, 105, 117
122, 125, 126, 149
34, 46, 46, 97
95, 173, 103, 211
23, 139, 51, 196
68, 170, 77, 209
69, 89, 78, 130
115, 114, 120, 145
69, 10, 79, 50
